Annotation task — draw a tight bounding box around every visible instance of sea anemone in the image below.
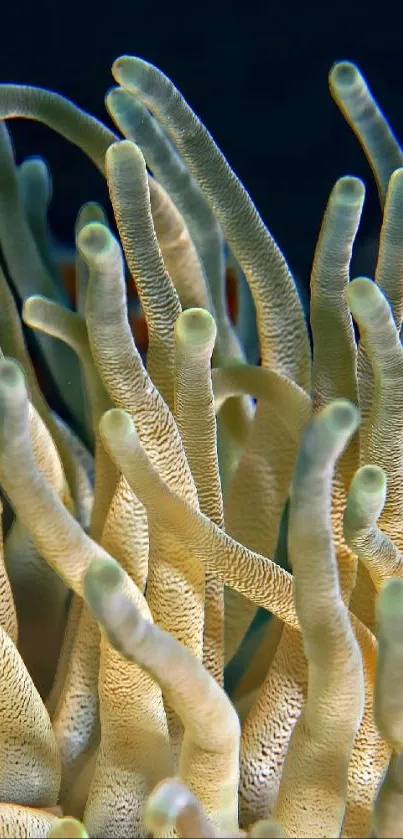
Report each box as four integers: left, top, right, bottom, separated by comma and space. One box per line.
0, 57, 400, 838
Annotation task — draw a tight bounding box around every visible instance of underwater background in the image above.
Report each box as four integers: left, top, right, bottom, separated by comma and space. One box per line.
1, 0, 402, 301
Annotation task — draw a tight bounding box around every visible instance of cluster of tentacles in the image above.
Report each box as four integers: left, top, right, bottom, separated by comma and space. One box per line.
0, 56, 402, 838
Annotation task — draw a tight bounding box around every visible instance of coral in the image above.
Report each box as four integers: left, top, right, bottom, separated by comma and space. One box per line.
0, 55, 401, 838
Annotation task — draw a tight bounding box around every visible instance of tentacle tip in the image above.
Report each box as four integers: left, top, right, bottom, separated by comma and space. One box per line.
335, 175, 365, 205
325, 398, 360, 434
22, 294, 47, 327
389, 166, 403, 188
99, 407, 135, 447
112, 55, 154, 91
112, 54, 130, 71
112, 55, 136, 84
48, 818, 89, 839
356, 464, 387, 494
329, 61, 361, 91
175, 307, 217, 350
144, 779, 189, 831
0, 357, 26, 394
76, 221, 112, 260
104, 139, 149, 200
346, 276, 384, 317
106, 86, 149, 125
105, 87, 123, 118
105, 85, 120, 104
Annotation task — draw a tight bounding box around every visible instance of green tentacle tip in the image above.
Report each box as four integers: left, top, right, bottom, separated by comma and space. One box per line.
346, 276, 385, 320
99, 407, 134, 446
0, 357, 25, 393
112, 55, 149, 89
329, 61, 362, 93
20, 157, 52, 202
106, 87, 148, 123
294, 399, 359, 483
344, 465, 387, 532
76, 221, 113, 261
175, 307, 217, 350
23, 294, 50, 327
334, 175, 365, 205
48, 817, 89, 839
322, 398, 359, 435
389, 166, 403, 188
106, 138, 146, 169
354, 464, 387, 496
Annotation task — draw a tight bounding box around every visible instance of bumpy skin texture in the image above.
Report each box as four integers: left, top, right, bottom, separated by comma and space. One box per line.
220, 366, 311, 661
101, 476, 149, 593
344, 465, 403, 591
274, 404, 364, 838
52, 606, 100, 804
0, 499, 17, 643
372, 752, 403, 839
348, 279, 403, 554
0, 805, 58, 838
80, 222, 205, 666
4, 403, 70, 698
309, 177, 363, 634
239, 627, 307, 825
174, 308, 224, 684
105, 87, 217, 315
109, 60, 312, 683
110, 57, 313, 681
83, 574, 172, 839
23, 295, 116, 543
0, 627, 60, 807
354, 169, 403, 438
84, 555, 240, 836
112, 57, 311, 388
329, 62, 403, 202
1, 54, 403, 839
98, 406, 296, 626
